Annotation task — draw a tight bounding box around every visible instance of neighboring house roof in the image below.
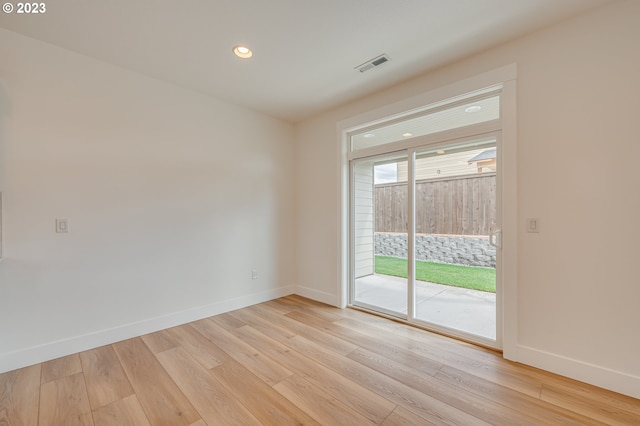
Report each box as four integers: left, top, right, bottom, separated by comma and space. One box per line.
467, 148, 497, 164
467, 148, 497, 173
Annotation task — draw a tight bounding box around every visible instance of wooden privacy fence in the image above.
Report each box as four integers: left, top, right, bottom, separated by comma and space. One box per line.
375, 173, 496, 235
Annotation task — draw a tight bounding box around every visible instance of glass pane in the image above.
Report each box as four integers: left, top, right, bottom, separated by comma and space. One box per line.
353, 155, 408, 318
351, 95, 499, 151
412, 140, 497, 339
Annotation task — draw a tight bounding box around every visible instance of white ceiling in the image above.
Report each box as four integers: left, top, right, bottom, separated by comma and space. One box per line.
0, 0, 612, 122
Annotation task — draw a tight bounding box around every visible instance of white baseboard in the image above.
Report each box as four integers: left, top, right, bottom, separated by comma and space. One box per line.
295, 285, 338, 307
0, 285, 294, 374
512, 344, 640, 399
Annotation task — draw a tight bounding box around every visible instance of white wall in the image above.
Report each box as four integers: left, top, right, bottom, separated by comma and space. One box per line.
294, 0, 640, 398
0, 29, 295, 372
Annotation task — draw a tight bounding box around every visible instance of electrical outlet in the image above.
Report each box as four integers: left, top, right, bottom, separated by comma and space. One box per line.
252, 269, 258, 280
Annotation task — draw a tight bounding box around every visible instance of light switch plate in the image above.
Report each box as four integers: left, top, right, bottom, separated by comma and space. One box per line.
526, 218, 539, 233
56, 218, 69, 233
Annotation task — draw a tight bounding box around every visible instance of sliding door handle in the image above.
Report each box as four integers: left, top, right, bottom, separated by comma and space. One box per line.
489, 229, 502, 249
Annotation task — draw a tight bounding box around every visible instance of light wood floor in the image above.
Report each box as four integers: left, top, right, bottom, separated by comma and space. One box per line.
1, 295, 639, 425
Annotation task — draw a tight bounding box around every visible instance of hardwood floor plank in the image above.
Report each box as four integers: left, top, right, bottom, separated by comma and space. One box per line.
166, 324, 227, 369
282, 294, 321, 306
336, 312, 491, 357
259, 299, 297, 314
336, 310, 502, 360
140, 329, 179, 354
336, 315, 543, 397
208, 312, 246, 331
191, 318, 293, 386
274, 374, 376, 425
280, 297, 349, 323
269, 297, 328, 314
79, 345, 133, 409
541, 383, 640, 426
113, 338, 200, 425
208, 359, 321, 425
434, 365, 605, 426
0, 364, 41, 426
91, 394, 150, 426
39, 373, 93, 426
232, 324, 396, 424
381, 406, 439, 425
241, 304, 360, 355
156, 347, 261, 426
340, 311, 612, 404
335, 315, 494, 362
287, 310, 443, 376
41, 354, 82, 385
348, 347, 541, 425
285, 334, 491, 425
228, 307, 296, 339
541, 373, 640, 417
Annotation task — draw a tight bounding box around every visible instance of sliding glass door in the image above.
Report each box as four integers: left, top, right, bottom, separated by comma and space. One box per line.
348, 92, 502, 347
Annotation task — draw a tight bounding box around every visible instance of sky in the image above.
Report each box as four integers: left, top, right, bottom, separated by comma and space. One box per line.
374, 163, 398, 184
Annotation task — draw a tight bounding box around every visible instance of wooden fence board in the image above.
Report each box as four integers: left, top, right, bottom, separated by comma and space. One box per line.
374, 173, 496, 235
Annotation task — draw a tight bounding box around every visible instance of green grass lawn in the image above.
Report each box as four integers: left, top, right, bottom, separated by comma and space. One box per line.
374, 255, 496, 293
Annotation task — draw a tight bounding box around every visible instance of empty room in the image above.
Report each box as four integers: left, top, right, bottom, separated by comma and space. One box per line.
1, 0, 639, 424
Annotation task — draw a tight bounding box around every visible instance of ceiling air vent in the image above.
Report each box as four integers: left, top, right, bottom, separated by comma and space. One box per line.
355, 54, 391, 73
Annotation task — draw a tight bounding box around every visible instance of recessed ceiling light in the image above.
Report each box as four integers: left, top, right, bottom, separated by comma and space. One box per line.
465, 105, 482, 113
363, 133, 375, 138
402, 132, 413, 137
233, 45, 253, 59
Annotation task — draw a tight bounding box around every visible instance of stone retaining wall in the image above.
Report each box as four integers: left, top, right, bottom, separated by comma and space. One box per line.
375, 232, 496, 268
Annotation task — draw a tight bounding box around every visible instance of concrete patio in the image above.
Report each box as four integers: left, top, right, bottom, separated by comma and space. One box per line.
354, 274, 496, 340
